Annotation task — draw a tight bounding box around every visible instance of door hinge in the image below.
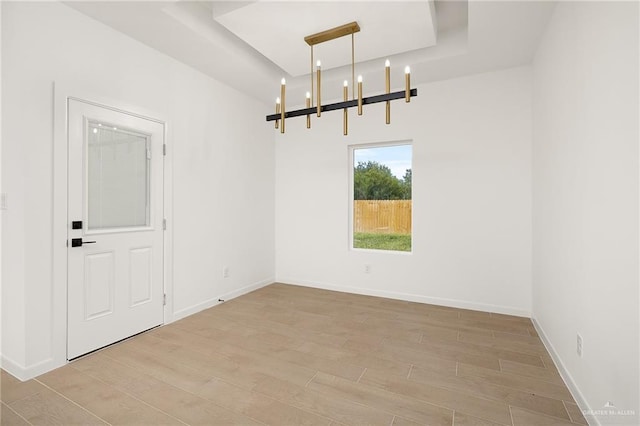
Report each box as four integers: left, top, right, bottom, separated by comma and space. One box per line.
163, 294, 167, 306
147, 148, 152, 159
163, 144, 167, 156
163, 218, 167, 230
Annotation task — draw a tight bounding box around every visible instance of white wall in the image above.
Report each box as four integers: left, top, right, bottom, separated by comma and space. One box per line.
275, 66, 533, 316
1, 1, 274, 378
532, 2, 639, 424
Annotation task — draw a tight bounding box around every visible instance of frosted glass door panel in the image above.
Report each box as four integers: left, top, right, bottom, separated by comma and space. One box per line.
87, 121, 150, 230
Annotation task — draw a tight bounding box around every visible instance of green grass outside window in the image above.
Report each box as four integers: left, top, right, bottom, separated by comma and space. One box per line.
353, 233, 411, 252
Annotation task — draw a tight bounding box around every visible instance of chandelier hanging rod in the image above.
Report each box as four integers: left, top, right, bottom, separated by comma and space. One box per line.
265, 88, 417, 122
306, 22, 360, 108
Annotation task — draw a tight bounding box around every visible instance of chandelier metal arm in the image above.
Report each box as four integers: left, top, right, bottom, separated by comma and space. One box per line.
266, 89, 417, 122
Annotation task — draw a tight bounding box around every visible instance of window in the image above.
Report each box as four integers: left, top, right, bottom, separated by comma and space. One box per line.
87, 121, 151, 230
351, 143, 412, 252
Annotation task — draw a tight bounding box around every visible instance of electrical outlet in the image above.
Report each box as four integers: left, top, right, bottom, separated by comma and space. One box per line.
223, 266, 229, 278
364, 264, 371, 274
577, 333, 583, 357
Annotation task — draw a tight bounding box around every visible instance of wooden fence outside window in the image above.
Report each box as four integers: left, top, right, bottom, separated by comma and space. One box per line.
353, 200, 412, 235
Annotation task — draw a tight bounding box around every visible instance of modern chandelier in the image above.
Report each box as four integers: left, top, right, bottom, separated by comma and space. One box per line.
265, 21, 418, 135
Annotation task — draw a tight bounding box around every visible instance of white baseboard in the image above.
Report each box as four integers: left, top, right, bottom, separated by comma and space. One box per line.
276, 278, 531, 317
531, 317, 597, 426
171, 277, 274, 322
1, 355, 57, 382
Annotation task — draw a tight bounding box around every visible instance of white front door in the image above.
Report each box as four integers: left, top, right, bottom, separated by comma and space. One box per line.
67, 99, 165, 360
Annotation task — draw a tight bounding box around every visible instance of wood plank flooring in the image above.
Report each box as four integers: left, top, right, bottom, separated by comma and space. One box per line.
1, 283, 588, 425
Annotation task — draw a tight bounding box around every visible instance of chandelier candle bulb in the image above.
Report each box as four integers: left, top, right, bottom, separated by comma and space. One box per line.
343, 80, 349, 136
275, 97, 280, 129
357, 75, 363, 115
280, 78, 286, 134
306, 92, 311, 129
385, 60, 391, 92
385, 59, 391, 124
316, 61, 322, 117
405, 66, 411, 103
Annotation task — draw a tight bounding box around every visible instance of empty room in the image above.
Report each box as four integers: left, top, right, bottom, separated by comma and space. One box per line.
1, 1, 638, 425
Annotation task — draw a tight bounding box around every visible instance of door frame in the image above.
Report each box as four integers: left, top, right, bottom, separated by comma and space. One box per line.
52, 82, 174, 371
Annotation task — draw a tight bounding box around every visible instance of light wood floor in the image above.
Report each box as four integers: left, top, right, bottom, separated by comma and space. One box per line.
1, 283, 587, 426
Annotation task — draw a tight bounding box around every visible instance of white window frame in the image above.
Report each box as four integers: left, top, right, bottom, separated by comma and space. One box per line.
348, 140, 413, 254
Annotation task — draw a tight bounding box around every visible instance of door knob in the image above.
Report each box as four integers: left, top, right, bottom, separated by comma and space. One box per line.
71, 238, 97, 247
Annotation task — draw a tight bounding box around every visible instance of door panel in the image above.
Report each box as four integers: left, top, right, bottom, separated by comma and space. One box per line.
84, 251, 114, 320
67, 99, 164, 360
129, 247, 153, 307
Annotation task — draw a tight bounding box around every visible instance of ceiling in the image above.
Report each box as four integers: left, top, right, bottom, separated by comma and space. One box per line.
211, 2, 437, 77
65, 1, 557, 105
